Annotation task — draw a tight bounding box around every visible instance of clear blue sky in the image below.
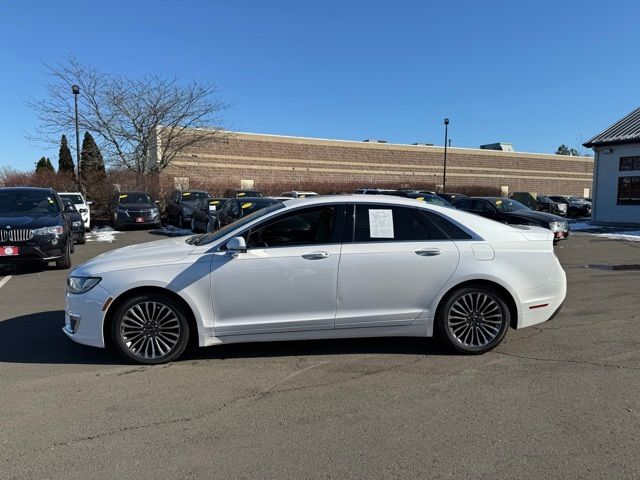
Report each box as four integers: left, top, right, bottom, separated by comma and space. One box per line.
1, 0, 638, 171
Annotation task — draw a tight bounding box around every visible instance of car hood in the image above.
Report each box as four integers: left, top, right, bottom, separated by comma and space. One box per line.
72, 236, 196, 275
0, 213, 62, 228
117, 202, 156, 210
506, 210, 566, 223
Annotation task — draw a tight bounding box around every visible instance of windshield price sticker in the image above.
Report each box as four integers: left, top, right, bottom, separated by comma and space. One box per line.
241, 202, 253, 209
369, 209, 394, 238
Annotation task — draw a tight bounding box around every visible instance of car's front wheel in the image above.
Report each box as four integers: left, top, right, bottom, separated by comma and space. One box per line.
55, 240, 72, 270
111, 294, 190, 364
436, 286, 510, 354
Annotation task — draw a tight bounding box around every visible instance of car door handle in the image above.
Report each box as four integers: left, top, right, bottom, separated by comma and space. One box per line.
415, 248, 442, 257
301, 251, 330, 260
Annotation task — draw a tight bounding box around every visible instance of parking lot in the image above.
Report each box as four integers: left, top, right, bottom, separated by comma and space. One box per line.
1, 231, 639, 479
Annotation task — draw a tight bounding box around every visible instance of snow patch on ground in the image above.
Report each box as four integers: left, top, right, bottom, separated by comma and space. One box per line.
86, 226, 121, 243
569, 221, 640, 242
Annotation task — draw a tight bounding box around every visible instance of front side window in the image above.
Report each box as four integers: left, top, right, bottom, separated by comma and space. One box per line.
247, 206, 337, 248
618, 176, 640, 205
354, 205, 447, 242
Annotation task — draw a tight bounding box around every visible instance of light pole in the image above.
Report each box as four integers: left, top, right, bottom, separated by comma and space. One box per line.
72, 84, 81, 187
442, 118, 449, 193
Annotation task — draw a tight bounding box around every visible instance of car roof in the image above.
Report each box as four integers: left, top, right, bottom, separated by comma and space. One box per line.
0, 186, 54, 192
58, 191, 83, 195
118, 191, 149, 195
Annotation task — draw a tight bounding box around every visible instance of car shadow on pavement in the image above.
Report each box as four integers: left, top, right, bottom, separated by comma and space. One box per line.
0, 310, 122, 365
0, 261, 51, 276
184, 336, 451, 361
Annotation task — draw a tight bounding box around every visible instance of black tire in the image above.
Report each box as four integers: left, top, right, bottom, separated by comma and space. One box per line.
178, 213, 185, 228
77, 234, 86, 245
111, 293, 190, 364
205, 219, 212, 233
55, 240, 72, 270
435, 286, 510, 354
568, 207, 578, 218
191, 217, 198, 233
70, 241, 75, 254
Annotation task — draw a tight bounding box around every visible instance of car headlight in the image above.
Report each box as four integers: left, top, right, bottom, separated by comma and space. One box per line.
32, 226, 64, 236
548, 221, 567, 232
66, 276, 101, 294
72, 221, 82, 227
151, 207, 160, 215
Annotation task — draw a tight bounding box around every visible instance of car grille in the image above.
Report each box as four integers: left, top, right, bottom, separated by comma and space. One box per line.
128, 210, 153, 218
0, 229, 33, 242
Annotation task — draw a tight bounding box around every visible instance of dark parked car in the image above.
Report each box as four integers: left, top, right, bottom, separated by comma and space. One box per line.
223, 189, 264, 198
62, 199, 86, 245
404, 192, 454, 208
0, 187, 73, 269
453, 196, 569, 241
510, 192, 567, 216
437, 192, 467, 204
548, 195, 591, 218
112, 192, 161, 230
191, 198, 228, 233
166, 190, 211, 228
215, 197, 282, 229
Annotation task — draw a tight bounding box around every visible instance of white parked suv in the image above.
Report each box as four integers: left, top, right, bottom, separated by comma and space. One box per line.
63, 195, 566, 364
59, 192, 91, 230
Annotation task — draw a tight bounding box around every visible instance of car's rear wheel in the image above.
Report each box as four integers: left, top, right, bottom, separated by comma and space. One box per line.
111, 294, 190, 364
436, 286, 510, 354
191, 217, 198, 233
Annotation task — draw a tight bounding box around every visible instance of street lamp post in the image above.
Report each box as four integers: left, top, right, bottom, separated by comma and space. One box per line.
442, 118, 449, 193
72, 84, 81, 187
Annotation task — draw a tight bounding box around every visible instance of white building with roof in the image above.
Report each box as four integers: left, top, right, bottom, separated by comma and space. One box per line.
584, 107, 640, 225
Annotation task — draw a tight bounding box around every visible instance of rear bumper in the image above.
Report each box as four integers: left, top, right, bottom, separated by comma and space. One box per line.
517, 260, 567, 329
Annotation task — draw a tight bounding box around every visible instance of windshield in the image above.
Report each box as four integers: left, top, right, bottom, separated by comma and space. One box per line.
182, 191, 209, 201
60, 194, 84, 204
492, 198, 529, 212
117, 193, 152, 204
0, 190, 60, 214
420, 195, 451, 207
195, 202, 285, 246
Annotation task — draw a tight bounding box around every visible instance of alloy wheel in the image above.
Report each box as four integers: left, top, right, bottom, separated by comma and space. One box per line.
447, 292, 504, 348
119, 301, 181, 360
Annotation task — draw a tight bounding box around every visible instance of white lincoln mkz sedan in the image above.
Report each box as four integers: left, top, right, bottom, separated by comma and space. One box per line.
64, 196, 566, 364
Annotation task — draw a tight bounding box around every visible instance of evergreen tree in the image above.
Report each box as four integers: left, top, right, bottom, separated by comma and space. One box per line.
58, 134, 75, 174
35, 157, 55, 173
80, 131, 106, 179
555, 144, 580, 156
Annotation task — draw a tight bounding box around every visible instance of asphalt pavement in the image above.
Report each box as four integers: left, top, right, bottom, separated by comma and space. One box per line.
1, 230, 639, 479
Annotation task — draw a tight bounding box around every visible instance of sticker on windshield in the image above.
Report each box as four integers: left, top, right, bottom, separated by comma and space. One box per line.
119, 194, 128, 199
238, 192, 246, 197
182, 192, 191, 196
47, 197, 54, 204
241, 202, 253, 209
210, 200, 220, 205
495, 200, 503, 205
416, 197, 424, 201
369, 209, 394, 238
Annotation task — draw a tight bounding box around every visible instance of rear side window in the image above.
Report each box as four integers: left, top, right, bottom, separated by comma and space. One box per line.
354, 205, 448, 242
421, 211, 473, 240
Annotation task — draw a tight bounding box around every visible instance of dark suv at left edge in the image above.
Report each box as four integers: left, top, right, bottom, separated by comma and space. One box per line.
0, 187, 73, 269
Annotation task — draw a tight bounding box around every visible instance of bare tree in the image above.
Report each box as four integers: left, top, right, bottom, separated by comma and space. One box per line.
28, 58, 228, 174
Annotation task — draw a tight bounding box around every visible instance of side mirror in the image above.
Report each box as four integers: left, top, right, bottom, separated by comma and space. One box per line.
226, 236, 247, 255
65, 204, 75, 212
154, 200, 160, 205
86, 201, 93, 206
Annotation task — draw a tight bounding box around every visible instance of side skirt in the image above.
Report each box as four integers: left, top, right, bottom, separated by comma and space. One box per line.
199, 318, 433, 347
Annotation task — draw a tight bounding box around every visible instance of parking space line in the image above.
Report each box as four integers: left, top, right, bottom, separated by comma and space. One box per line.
0, 275, 12, 289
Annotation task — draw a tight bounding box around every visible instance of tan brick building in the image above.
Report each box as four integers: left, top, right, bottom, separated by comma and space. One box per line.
158, 131, 593, 196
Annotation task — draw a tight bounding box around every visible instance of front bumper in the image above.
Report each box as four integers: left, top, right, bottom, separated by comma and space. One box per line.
115, 211, 161, 226
0, 235, 67, 262
63, 283, 112, 348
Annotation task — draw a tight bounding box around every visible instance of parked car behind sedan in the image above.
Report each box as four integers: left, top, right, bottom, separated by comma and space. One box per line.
166, 190, 211, 228
510, 192, 567, 216
191, 198, 228, 233
437, 192, 467, 204
63, 195, 566, 364
215, 197, 283, 229
404, 192, 454, 208
280, 191, 319, 198
453, 197, 569, 241
62, 199, 86, 245
59, 192, 91, 230
224, 189, 264, 198
112, 192, 161, 230
0, 187, 73, 269
548, 195, 591, 218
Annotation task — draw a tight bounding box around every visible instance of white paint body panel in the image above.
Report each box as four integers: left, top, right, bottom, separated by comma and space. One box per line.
64, 195, 567, 350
